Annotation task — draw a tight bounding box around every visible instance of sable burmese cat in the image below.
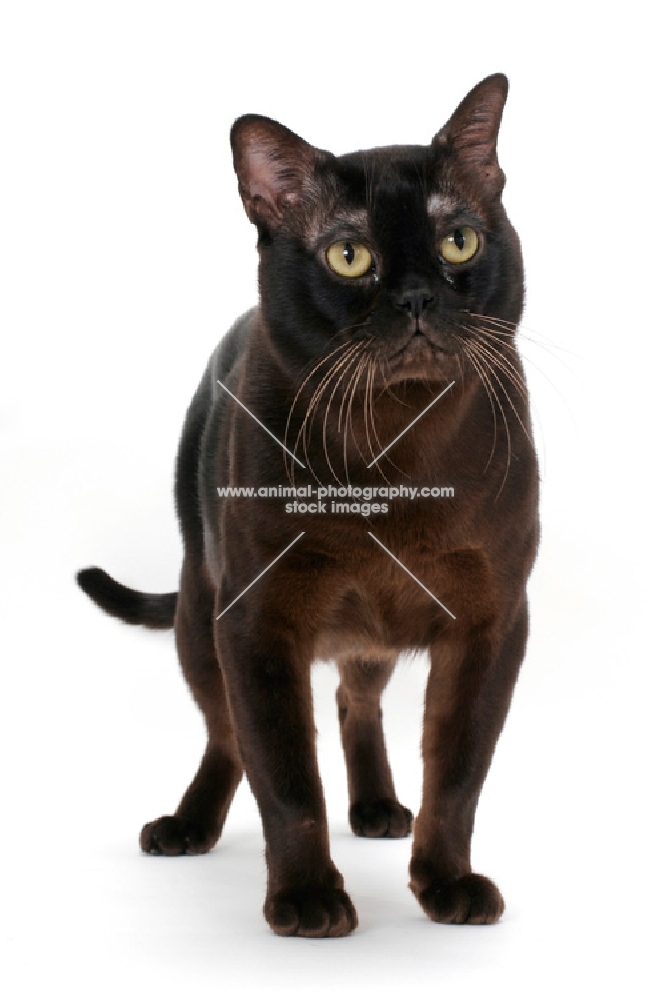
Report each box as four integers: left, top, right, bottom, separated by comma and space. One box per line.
78, 74, 539, 937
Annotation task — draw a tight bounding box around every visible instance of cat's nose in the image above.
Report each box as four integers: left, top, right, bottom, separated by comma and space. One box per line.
396, 286, 435, 319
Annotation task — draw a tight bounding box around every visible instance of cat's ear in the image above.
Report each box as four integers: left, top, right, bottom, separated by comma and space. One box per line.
433, 74, 509, 196
230, 115, 328, 229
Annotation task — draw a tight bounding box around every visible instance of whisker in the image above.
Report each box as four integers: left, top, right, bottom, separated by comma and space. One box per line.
458, 318, 576, 444
363, 363, 375, 466
464, 311, 518, 332
458, 326, 529, 402
453, 335, 498, 472
304, 342, 364, 449
337, 345, 371, 483
297, 342, 364, 483
464, 310, 576, 361
371, 361, 409, 480
362, 359, 391, 485
290, 343, 358, 483
284, 316, 376, 482
468, 337, 533, 446
289, 317, 373, 387
322, 349, 365, 485
343, 353, 371, 484
363, 363, 374, 467
368, 361, 385, 458
284, 340, 357, 484
455, 343, 467, 395
465, 339, 512, 495
374, 358, 409, 406
337, 342, 368, 433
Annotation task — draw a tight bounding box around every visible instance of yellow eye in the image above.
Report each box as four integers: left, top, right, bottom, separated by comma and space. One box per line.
326, 241, 373, 278
440, 226, 479, 264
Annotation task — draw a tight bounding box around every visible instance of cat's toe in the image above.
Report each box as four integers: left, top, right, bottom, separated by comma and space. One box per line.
410, 871, 505, 925
350, 798, 413, 838
140, 815, 216, 856
265, 885, 358, 938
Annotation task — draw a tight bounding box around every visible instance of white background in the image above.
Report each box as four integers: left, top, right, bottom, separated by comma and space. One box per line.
1, 1, 664, 996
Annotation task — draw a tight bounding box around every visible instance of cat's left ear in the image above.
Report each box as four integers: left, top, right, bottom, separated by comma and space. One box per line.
230, 115, 329, 229
433, 74, 509, 196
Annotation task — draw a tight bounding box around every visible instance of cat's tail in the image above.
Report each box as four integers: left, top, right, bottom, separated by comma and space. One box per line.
76, 567, 177, 629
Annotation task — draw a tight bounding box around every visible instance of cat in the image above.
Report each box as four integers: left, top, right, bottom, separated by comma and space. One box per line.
78, 73, 539, 937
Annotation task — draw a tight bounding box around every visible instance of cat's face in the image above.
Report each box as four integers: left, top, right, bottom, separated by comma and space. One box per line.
231, 74, 523, 384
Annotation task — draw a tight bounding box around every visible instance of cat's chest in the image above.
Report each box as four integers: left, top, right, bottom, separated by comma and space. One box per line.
314, 541, 495, 657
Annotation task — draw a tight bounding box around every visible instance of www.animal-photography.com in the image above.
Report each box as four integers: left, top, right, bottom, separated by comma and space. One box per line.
1, 2, 663, 998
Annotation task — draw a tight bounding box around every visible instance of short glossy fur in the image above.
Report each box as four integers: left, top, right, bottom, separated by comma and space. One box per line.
78, 74, 539, 937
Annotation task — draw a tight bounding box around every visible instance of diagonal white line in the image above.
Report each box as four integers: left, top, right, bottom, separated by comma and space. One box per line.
367, 380, 455, 468
216, 532, 306, 619
217, 380, 305, 468
367, 532, 456, 620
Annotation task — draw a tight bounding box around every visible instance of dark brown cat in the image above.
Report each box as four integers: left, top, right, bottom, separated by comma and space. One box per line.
78, 73, 539, 937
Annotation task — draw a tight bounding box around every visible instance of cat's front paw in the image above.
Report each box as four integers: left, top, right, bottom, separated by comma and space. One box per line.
350, 798, 413, 838
140, 815, 218, 856
264, 884, 358, 938
410, 870, 505, 925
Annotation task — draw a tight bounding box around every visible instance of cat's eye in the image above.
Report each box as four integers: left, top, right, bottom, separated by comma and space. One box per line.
440, 226, 479, 265
326, 241, 373, 279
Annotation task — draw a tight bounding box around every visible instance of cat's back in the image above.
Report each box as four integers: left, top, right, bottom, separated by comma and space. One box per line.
207, 307, 257, 395
175, 307, 257, 551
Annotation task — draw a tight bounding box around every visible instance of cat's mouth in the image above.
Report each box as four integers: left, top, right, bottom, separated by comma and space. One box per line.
385, 331, 453, 382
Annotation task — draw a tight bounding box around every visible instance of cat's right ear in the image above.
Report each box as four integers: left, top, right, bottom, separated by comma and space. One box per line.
230, 115, 328, 230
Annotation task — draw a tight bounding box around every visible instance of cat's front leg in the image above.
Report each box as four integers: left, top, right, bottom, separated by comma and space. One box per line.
215, 581, 357, 938
410, 601, 528, 924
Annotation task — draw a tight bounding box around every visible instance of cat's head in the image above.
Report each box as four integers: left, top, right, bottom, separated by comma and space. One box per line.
230, 74, 523, 384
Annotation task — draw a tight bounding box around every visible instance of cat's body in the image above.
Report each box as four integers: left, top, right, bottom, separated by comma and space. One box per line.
78, 74, 539, 936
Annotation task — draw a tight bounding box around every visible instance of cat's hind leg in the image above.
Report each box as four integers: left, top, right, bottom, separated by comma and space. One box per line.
140, 557, 243, 856
336, 656, 413, 838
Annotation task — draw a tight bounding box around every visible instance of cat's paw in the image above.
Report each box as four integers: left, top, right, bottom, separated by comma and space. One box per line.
349, 798, 413, 838
264, 885, 358, 938
410, 871, 505, 925
140, 815, 218, 856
